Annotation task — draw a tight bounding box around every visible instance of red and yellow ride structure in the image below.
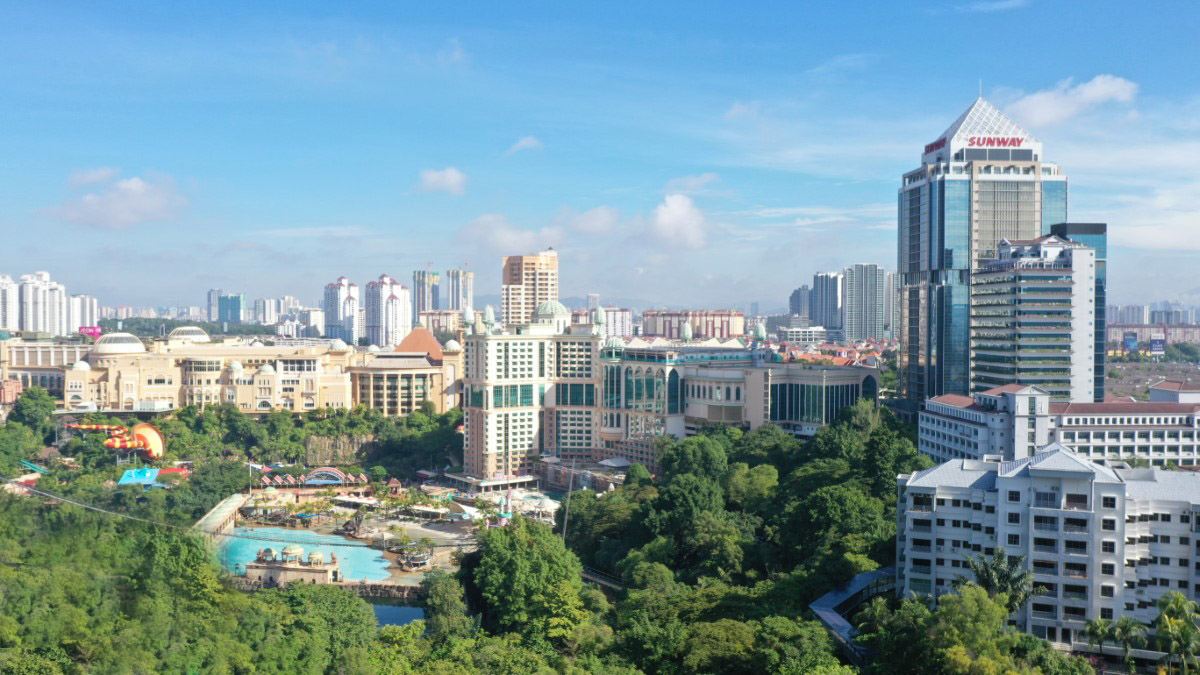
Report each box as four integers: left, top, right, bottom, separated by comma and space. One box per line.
65, 423, 166, 460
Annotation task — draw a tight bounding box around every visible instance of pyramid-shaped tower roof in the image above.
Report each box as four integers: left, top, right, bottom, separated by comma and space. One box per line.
922, 97, 1043, 164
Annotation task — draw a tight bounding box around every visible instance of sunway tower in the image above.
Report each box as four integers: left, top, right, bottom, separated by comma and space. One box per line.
897, 98, 1068, 409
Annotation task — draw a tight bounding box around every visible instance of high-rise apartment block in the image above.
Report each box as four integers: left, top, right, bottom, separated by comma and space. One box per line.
0, 276, 19, 331
17, 272, 70, 335
899, 98, 1068, 407
970, 236, 1096, 401
640, 310, 746, 340
842, 264, 886, 341
67, 294, 98, 333
896, 445, 1200, 646
413, 269, 441, 318
322, 277, 360, 344
501, 249, 559, 326
444, 269, 474, 312
364, 274, 411, 347
789, 285, 810, 319
217, 294, 245, 324
810, 272, 843, 332
1051, 223, 1107, 402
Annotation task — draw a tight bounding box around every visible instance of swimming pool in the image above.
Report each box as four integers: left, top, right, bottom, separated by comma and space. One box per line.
216, 526, 393, 583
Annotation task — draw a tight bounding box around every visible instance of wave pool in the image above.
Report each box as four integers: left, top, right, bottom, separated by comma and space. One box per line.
217, 526, 392, 583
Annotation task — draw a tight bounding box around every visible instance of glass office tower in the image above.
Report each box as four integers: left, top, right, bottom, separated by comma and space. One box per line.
1050, 222, 1107, 402
898, 98, 1068, 407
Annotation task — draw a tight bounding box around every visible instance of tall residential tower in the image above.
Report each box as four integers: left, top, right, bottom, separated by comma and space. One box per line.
501, 249, 559, 326
898, 98, 1068, 407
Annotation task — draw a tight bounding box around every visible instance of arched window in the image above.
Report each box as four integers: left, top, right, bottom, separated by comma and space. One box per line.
735, 387, 741, 401
725, 386, 731, 401
668, 371, 681, 414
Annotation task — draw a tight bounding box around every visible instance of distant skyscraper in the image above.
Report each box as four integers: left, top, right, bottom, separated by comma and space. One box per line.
1116, 305, 1150, 324
67, 294, 98, 333
587, 293, 600, 310
445, 269, 474, 312
207, 288, 223, 323
322, 276, 360, 343
842, 264, 886, 341
18, 271, 68, 335
413, 269, 441, 318
253, 298, 279, 325
365, 274, 411, 346
788, 285, 810, 319
218, 294, 245, 324
898, 98, 1068, 406
501, 248, 559, 325
1051, 222, 1108, 402
0, 275, 18, 331
810, 272, 843, 330
750, 302, 760, 318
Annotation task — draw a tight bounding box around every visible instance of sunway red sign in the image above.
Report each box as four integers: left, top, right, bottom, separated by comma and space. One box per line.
967, 136, 1024, 148
924, 137, 946, 154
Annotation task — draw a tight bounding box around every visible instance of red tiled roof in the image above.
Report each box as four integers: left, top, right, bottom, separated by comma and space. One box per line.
1050, 402, 1200, 415
928, 394, 977, 408
395, 327, 444, 359
1150, 379, 1200, 392
982, 384, 1034, 394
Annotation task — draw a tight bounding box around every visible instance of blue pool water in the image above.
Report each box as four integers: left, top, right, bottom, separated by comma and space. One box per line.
372, 604, 425, 625
217, 527, 393, 582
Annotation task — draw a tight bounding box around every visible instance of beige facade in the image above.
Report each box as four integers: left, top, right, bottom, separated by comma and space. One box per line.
419, 309, 461, 334
243, 546, 341, 585
641, 309, 746, 340
349, 338, 462, 416
501, 249, 559, 326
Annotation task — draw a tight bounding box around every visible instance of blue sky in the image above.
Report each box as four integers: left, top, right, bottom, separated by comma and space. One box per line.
1, 0, 1198, 309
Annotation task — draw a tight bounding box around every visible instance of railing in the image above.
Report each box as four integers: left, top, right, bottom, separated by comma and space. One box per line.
1034, 544, 1058, 553
1034, 499, 1060, 509
1063, 568, 1088, 579
1063, 592, 1088, 601
910, 565, 932, 575
1063, 524, 1088, 533
1034, 524, 1058, 532
911, 545, 932, 553
910, 525, 932, 533
1032, 610, 1057, 620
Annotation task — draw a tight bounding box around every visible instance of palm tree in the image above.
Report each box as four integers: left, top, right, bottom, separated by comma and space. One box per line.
953, 548, 1041, 615
1085, 616, 1115, 655
1155, 592, 1200, 675
1112, 615, 1148, 675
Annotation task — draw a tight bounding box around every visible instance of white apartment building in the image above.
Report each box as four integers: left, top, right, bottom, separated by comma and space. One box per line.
444, 269, 474, 312
18, 272, 70, 335
921, 382, 1200, 466
811, 272, 843, 331
842, 263, 886, 341
67, 294, 98, 333
322, 277, 360, 344
500, 249, 559, 326
897, 444, 1200, 646
364, 274, 411, 347
971, 236, 1096, 402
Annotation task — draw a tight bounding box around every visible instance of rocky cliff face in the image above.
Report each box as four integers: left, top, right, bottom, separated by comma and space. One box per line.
303, 434, 378, 466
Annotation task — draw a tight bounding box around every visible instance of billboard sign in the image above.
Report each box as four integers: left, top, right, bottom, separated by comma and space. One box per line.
78, 326, 102, 339
1123, 331, 1139, 353
1150, 335, 1166, 356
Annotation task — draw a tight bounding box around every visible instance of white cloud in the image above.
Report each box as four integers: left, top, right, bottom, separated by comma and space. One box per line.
956, 0, 1029, 12
652, 194, 707, 249
569, 206, 619, 234
505, 136, 543, 156
68, 167, 120, 186
48, 174, 185, 229
723, 100, 761, 120
458, 214, 564, 253
437, 38, 468, 66
664, 172, 720, 194
1006, 75, 1138, 127
418, 167, 467, 195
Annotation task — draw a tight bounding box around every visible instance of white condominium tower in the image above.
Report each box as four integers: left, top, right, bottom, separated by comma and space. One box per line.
18, 271, 69, 335
0, 275, 17, 331
810, 272, 843, 331
971, 235, 1096, 401
897, 444, 1200, 646
365, 274, 412, 347
842, 263, 886, 341
413, 269, 440, 318
898, 98, 1068, 407
501, 248, 559, 326
445, 268, 474, 312
322, 276, 360, 344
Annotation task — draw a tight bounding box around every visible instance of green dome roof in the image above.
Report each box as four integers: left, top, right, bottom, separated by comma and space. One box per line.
533, 300, 570, 318
281, 544, 304, 557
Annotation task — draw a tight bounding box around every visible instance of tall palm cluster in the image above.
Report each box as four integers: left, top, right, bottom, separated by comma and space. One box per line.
1086, 592, 1200, 674
954, 548, 1041, 614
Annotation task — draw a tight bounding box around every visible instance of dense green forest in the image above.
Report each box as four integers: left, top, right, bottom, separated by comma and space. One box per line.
0, 389, 1100, 673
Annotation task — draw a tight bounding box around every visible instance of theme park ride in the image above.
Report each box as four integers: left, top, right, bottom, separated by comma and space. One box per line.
65, 423, 166, 461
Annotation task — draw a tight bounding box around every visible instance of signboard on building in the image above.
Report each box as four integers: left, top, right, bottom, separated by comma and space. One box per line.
78, 326, 102, 339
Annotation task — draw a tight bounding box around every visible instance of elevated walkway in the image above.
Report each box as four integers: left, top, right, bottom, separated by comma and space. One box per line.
193, 492, 251, 544
809, 566, 895, 666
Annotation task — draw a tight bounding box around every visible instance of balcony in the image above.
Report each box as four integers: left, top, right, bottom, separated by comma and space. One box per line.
1032, 610, 1058, 620
911, 545, 932, 553
1063, 524, 1089, 534
1063, 568, 1088, 579
1034, 544, 1058, 553
911, 565, 932, 576
1063, 591, 1088, 601
910, 525, 932, 533
1034, 498, 1060, 509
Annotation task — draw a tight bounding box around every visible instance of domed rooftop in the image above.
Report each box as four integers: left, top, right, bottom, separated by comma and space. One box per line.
70, 360, 92, 371
603, 336, 625, 351
307, 551, 323, 564
249, 339, 264, 347
330, 339, 349, 351
229, 360, 244, 371
533, 300, 570, 319
91, 333, 146, 356
367, 344, 380, 353
483, 305, 496, 324
262, 547, 276, 558
257, 364, 276, 375
754, 322, 768, 341
443, 339, 462, 352
681, 323, 694, 341
281, 544, 304, 557
594, 306, 607, 325
167, 326, 211, 343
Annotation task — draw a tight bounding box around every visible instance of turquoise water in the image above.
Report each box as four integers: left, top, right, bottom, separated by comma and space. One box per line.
217, 527, 392, 582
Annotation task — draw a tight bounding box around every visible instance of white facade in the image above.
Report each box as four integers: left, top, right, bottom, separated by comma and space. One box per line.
0, 276, 19, 331
897, 445, 1200, 646
842, 263, 886, 341
67, 294, 98, 333
322, 277, 360, 344
18, 272, 70, 335
777, 325, 828, 345
920, 384, 1200, 467
971, 236, 1096, 401
364, 274, 411, 347
444, 269, 474, 312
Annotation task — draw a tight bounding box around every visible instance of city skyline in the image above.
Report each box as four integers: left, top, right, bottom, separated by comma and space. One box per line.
2, 3, 1198, 308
